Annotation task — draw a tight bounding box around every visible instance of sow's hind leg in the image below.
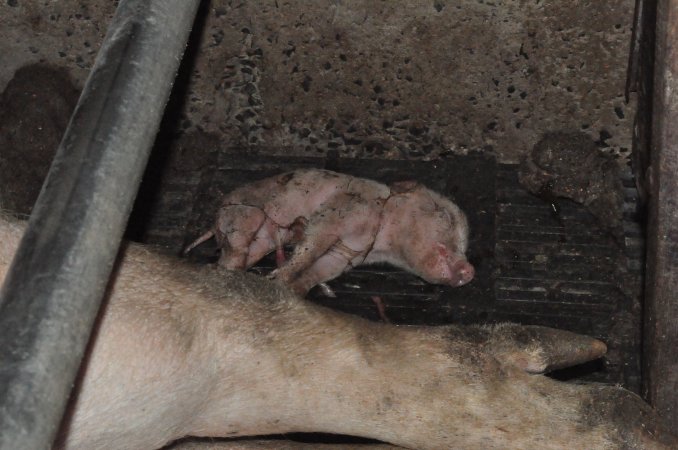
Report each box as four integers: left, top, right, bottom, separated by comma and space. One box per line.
215, 204, 267, 270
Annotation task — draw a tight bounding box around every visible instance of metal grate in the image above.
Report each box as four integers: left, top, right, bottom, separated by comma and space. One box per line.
131, 151, 642, 390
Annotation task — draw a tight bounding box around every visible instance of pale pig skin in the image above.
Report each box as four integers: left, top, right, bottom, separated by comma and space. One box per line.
0, 216, 675, 450
185, 169, 475, 295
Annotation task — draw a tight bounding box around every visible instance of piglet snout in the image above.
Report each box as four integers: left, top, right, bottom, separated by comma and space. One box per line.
450, 260, 475, 286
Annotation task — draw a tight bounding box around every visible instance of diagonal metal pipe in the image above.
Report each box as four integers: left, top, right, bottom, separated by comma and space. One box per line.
0, 1, 201, 448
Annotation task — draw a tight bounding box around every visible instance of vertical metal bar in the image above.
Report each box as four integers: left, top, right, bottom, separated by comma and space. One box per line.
0, 1, 201, 448
629, 0, 658, 205
626, 0, 645, 103
644, 0, 678, 430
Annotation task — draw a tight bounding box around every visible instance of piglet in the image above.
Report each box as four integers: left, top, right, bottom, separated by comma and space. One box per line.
185, 169, 474, 296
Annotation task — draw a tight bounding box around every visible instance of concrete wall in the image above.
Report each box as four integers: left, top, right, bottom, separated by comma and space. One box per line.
0, 0, 635, 163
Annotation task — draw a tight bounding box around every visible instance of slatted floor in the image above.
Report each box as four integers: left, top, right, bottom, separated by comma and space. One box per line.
128, 150, 643, 390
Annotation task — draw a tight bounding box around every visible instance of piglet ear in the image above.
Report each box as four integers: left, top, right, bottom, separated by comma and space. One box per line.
390, 180, 419, 194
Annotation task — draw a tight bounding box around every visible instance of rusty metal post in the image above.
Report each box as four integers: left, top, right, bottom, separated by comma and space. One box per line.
644, 0, 678, 429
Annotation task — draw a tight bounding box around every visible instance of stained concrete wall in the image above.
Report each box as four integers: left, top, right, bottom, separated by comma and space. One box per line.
0, 0, 635, 163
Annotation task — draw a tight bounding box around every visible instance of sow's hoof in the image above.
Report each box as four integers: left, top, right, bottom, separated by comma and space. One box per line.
585, 386, 678, 450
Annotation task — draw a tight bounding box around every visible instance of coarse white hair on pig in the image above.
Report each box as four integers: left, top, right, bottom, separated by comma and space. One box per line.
0, 214, 674, 450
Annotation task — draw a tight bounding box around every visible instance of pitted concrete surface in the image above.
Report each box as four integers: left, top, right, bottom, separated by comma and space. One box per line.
0, 0, 635, 163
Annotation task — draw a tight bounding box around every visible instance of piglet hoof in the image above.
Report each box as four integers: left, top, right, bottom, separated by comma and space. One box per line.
266, 270, 279, 281
318, 282, 336, 298
266, 269, 295, 284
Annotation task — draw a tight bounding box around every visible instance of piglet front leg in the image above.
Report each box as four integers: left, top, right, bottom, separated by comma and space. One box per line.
269, 229, 341, 294
270, 193, 382, 296
282, 240, 365, 296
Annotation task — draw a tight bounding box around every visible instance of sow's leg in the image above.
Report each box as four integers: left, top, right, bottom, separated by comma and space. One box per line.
167, 440, 400, 449
0, 216, 674, 450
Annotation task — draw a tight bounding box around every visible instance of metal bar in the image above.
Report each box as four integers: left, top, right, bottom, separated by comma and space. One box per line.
644, 0, 678, 430
625, 0, 644, 102
630, 0, 657, 205
0, 1, 201, 448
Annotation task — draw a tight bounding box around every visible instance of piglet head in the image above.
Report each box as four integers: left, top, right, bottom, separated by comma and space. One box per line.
422, 242, 475, 287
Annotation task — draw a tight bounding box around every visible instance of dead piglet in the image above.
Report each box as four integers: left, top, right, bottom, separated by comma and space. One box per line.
364, 180, 475, 287
186, 169, 474, 296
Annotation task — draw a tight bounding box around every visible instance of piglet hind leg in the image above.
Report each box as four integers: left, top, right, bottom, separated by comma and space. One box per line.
215, 205, 268, 270
270, 194, 380, 296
